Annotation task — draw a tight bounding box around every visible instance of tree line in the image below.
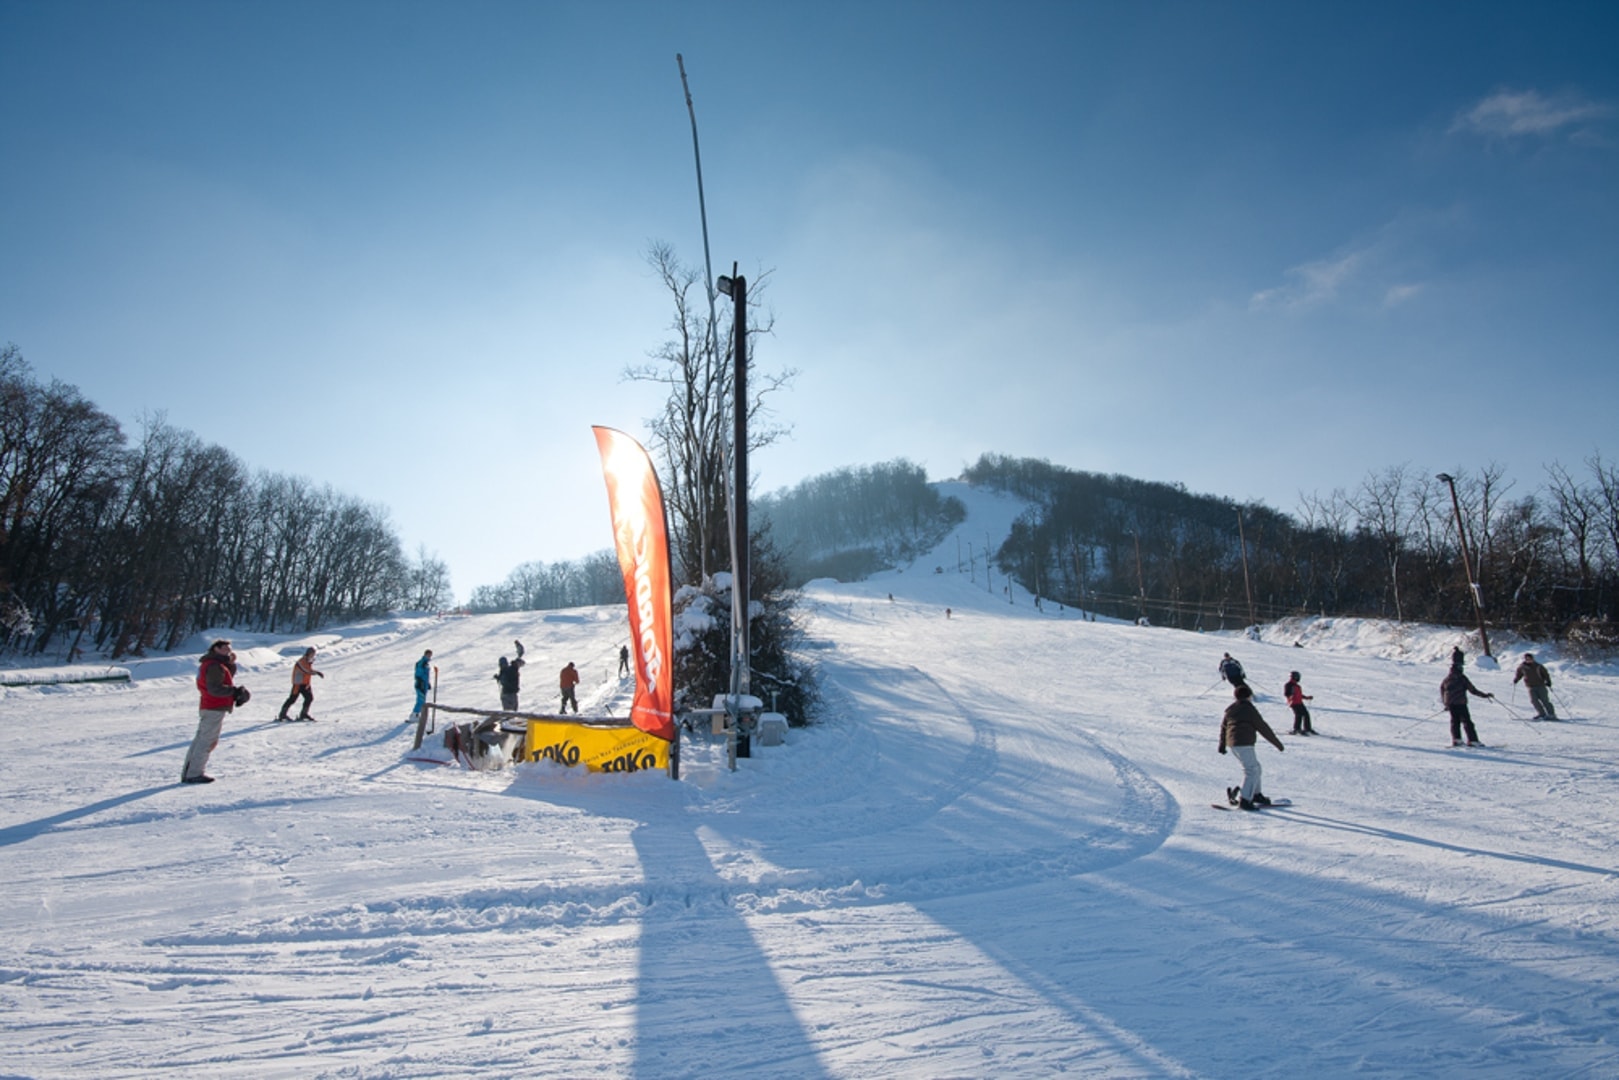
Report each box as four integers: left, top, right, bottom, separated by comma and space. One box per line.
967, 453, 1619, 650
1, 345, 450, 659
756, 459, 967, 583
465, 552, 625, 613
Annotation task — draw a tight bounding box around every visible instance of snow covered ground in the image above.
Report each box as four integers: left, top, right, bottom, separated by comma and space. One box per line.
4, 483, 1618, 1078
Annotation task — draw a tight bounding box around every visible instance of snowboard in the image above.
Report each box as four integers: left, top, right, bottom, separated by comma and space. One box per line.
1212, 798, 1293, 811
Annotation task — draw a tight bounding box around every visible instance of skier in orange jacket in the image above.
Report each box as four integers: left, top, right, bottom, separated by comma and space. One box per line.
276, 647, 324, 722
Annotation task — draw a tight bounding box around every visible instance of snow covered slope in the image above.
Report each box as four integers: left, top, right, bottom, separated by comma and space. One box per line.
3, 482, 1617, 1077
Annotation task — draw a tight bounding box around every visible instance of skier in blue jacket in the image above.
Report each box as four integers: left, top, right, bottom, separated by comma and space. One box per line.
411, 649, 433, 723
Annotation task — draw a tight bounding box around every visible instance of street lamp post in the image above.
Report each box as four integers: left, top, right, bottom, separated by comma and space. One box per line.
717, 269, 751, 759
1436, 472, 1492, 658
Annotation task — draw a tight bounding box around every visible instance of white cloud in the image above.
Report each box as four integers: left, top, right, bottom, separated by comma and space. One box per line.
1383, 283, 1424, 308
1451, 88, 1610, 139
1249, 248, 1368, 311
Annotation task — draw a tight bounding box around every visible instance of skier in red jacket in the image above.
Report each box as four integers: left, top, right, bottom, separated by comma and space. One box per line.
560, 661, 580, 714
183, 639, 240, 784
1283, 671, 1314, 735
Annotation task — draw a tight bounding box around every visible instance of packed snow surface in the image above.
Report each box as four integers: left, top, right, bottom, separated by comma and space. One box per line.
3, 483, 1618, 1077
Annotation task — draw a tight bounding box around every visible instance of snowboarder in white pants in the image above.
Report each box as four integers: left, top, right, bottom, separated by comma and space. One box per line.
1218, 683, 1284, 810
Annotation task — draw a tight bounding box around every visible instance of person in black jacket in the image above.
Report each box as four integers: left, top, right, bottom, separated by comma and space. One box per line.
1440, 662, 1492, 746
495, 645, 525, 712
1218, 652, 1248, 690
1218, 684, 1284, 810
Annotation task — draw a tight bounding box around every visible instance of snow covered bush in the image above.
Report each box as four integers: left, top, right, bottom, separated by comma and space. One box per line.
670, 542, 818, 726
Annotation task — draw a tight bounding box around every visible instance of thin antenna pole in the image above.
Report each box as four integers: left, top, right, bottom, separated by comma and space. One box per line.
677, 54, 736, 581
678, 54, 750, 738
677, 55, 722, 349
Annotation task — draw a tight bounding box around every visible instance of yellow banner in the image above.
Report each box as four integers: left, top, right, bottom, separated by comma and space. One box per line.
524, 720, 669, 774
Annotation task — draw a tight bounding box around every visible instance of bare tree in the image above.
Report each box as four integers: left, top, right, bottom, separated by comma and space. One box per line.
623, 242, 794, 583
1351, 465, 1410, 621
1545, 461, 1597, 588
404, 544, 453, 613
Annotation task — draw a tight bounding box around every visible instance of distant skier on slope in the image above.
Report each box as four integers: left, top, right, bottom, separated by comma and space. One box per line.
1441, 659, 1493, 747
1283, 670, 1314, 735
1218, 684, 1283, 810
1218, 652, 1248, 690
1513, 652, 1556, 720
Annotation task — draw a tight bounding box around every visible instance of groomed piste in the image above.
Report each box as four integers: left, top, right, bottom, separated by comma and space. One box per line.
3, 483, 1617, 1077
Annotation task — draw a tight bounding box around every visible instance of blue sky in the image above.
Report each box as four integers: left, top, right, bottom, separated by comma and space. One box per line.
3, 1, 1615, 599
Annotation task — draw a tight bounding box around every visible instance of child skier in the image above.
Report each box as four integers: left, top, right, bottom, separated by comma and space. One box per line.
1283, 671, 1314, 735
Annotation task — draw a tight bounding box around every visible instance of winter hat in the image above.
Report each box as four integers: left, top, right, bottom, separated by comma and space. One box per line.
1289, 671, 1301, 680
1234, 684, 1253, 699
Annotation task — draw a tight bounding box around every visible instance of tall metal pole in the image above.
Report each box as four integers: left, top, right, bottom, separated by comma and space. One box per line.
1437, 472, 1492, 658
1236, 510, 1257, 628
721, 269, 750, 699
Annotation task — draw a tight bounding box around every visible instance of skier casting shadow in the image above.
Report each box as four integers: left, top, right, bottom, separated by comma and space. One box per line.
1218, 684, 1283, 810
1441, 659, 1492, 747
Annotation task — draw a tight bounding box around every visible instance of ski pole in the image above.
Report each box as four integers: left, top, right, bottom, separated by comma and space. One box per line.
1197, 678, 1224, 698
1491, 695, 1542, 734
428, 665, 439, 735
1397, 706, 1448, 737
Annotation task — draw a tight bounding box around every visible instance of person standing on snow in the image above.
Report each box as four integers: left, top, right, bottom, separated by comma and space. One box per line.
560, 661, 580, 714
1218, 652, 1248, 691
1283, 670, 1314, 735
411, 649, 433, 723
276, 647, 323, 722
183, 638, 242, 784
618, 644, 630, 677
1440, 660, 1493, 746
1513, 652, 1556, 720
495, 647, 525, 712
1218, 684, 1284, 810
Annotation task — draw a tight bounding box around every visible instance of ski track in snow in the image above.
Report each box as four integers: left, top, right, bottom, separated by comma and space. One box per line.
4, 483, 1619, 1077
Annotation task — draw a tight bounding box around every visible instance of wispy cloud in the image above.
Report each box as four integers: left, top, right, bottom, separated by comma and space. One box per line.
1249, 248, 1368, 311
1383, 283, 1424, 308
1450, 88, 1610, 139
